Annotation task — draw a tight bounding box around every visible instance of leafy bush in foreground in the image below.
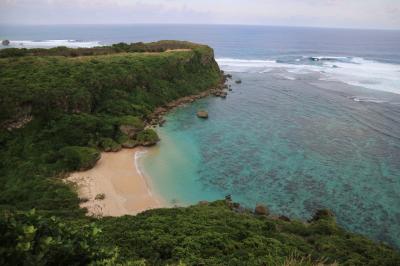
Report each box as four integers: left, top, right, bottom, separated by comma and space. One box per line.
2, 201, 398, 266
0, 209, 115, 266
97, 201, 400, 266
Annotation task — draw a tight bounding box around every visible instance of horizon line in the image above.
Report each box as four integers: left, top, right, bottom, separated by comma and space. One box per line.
1, 22, 399, 32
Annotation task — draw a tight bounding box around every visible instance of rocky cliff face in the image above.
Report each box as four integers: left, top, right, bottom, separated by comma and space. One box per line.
0, 41, 222, 130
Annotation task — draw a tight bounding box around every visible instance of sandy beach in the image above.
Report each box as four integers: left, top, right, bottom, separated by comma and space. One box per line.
67, 148, 164, 217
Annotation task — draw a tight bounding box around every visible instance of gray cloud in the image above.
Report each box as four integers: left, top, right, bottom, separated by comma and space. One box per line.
0, 0, 399, 29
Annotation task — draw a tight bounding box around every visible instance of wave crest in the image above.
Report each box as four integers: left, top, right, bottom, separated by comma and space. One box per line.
217, 56, 400, 95
2, 39, 101, 48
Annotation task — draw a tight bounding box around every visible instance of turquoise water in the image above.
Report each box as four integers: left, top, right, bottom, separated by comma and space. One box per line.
143, 71, 400, 248
4, 24, 400, 248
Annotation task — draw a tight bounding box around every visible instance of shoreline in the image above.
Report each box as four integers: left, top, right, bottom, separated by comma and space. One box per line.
147, 74, 229, 127
66, 75, 229, 217
66, 148, 165, 217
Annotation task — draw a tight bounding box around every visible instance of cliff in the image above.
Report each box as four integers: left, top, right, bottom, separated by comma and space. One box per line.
0, 41, 221, 129
0, 41, 399, 265
0, 41, 222, 212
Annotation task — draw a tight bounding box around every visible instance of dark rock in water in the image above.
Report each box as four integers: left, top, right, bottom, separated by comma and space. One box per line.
225, 194, 232, 201
197, 110, 208, 119
2, 40, 10, 46
255, 204, 269, 216
235, 79, 242, 84
310, 209, 335, 222
279, 215, 291, 222
228, 88, 233, 91
225, 74, 232, 79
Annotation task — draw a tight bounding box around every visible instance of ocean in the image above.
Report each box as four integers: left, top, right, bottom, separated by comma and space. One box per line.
1, 24, 400, 247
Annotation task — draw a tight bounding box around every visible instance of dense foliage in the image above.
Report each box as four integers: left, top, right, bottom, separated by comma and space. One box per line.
0, 209, 117, 266
2, 201, 399, 266
0, 40, 200, 58
0, 41, 221, 215
97, 200, 400, 265
0, 42, 399, 265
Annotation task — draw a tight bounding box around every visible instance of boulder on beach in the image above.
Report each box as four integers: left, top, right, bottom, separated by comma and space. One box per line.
255, 204, 269, 216
197, 110, 208, 119
2, 40, 10, 46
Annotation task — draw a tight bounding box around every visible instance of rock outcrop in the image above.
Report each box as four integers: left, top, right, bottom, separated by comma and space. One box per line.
254, 204, 269, 216
119, 125, 139, 138
309, 209, 335, 222
197, 111, 208, 119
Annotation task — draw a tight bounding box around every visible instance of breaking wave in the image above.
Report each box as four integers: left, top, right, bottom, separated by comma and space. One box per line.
1, 39, 102, 48
217, 57, 400, 95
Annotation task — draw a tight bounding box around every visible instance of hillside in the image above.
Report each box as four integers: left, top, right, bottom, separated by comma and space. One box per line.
0, 41, 399, 265
0, 41, 222, 214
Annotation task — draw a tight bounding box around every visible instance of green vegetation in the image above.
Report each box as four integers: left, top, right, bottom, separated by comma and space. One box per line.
0, 209, 118, 266
0, 41, 221, 215
1, 201, 399, 265
0, 41, 399, 265
97, 200, 400, 265
136, 129, 160, 146
0, 40, 201, 58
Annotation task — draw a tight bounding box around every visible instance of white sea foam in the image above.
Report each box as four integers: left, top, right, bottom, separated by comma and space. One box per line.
217, 57, 400, 95
350, 96, 388, 104
216, 58, 278, 73
134, 150, 153, 197
3, 39, 102, 48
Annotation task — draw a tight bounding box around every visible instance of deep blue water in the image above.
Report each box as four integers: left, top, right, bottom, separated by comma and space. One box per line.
1, 24, 400, 248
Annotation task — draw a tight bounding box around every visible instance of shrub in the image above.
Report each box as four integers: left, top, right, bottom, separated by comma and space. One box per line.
0, 209, 117, 266
136, 129, 159, 146
95, 193, 106, 200
100, 138, 121, 152
58, 146, 100, 171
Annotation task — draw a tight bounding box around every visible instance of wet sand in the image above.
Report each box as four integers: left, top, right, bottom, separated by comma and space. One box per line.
66, 148, 164, 217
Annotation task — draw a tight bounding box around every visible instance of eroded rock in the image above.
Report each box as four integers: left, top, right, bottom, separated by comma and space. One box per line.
255, 204, 269, 216
197, 110, 208, 119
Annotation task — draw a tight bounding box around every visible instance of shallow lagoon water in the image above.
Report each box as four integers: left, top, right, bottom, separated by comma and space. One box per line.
142, 70, 400, 248
4, 24, 400, 247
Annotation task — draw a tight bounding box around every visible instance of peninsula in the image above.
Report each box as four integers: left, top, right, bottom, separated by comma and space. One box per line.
0, 41, 399, 265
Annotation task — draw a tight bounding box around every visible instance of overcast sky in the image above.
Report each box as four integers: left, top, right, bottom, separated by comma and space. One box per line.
0, 0, 399, 29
